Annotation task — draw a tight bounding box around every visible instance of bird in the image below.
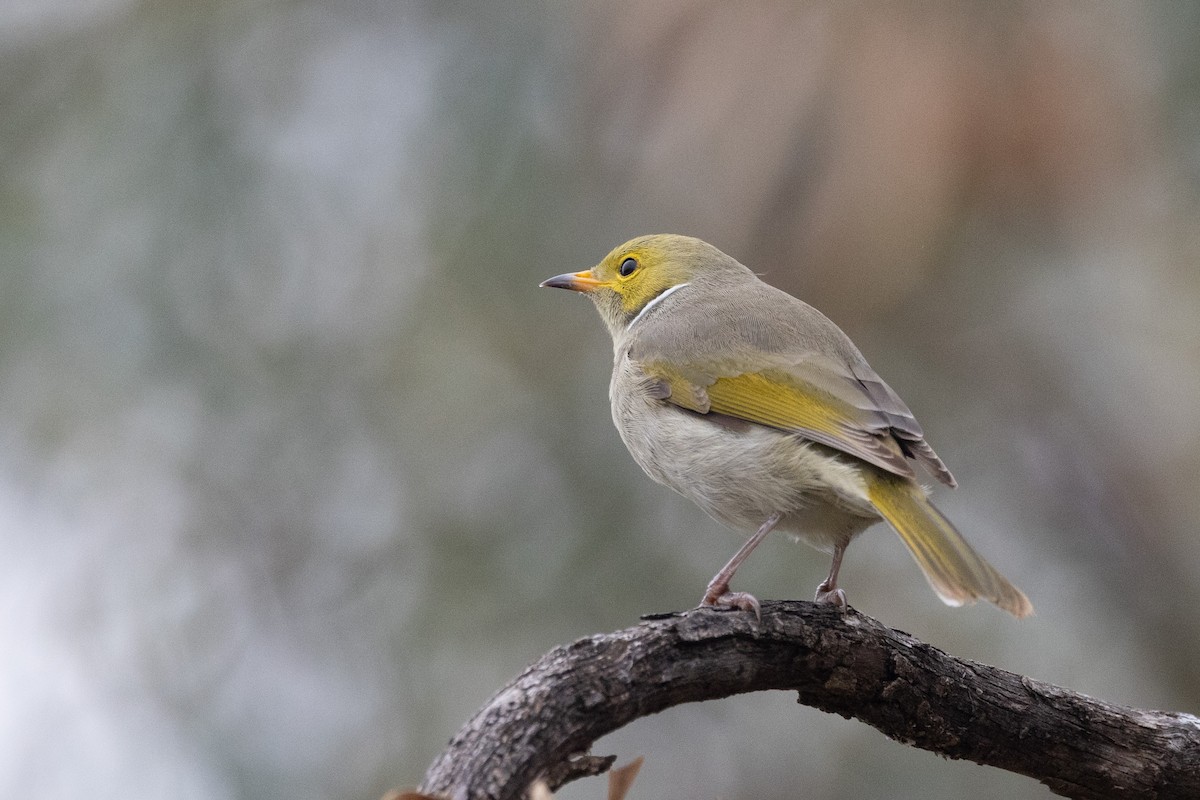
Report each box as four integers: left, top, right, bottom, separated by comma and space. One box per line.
540, 234, 1032, 619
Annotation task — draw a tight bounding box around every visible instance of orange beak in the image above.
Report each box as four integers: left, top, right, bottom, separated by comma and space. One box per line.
540, 270, 604, 293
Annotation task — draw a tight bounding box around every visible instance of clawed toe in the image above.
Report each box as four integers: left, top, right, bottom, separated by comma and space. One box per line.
697, 514, 780, 625
700, 588, 762, 622
814, 582, 848, 611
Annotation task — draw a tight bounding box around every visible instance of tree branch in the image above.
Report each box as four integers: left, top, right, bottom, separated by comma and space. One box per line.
419, 601, 1200, 800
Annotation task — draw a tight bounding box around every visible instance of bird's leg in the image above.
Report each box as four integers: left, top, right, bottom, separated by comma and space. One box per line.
701, 512, 782, 621
814, 542, 848, 611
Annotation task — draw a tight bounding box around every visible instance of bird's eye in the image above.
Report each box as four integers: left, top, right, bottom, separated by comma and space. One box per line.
619, 257, 638, 277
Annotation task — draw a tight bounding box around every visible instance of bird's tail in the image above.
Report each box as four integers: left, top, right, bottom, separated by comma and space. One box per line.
865, 473, 1033, 618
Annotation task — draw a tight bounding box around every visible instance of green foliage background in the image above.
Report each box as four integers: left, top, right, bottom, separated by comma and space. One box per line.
3, 2, 1200, 798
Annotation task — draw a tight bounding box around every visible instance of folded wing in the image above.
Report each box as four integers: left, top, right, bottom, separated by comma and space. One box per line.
640, 352, 955, 487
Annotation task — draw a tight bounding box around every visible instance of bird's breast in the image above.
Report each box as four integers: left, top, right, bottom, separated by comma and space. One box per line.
608, 353, 875, 543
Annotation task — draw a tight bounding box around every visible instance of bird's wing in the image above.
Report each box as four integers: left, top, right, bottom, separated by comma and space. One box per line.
839, 358, 957, 487
639, 352, 956, 486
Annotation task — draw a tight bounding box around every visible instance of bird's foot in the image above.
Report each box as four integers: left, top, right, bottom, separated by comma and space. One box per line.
700, 584, 761, 622
814, 581, 848, 612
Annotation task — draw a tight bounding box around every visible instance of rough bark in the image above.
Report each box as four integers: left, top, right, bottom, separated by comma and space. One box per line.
419, 601, 1200, 800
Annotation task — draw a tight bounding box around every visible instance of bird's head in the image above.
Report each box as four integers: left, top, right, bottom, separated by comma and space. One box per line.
541, 234, 744, 338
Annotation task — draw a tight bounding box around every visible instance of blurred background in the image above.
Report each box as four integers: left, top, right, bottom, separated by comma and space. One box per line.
3, 1, 1199, 798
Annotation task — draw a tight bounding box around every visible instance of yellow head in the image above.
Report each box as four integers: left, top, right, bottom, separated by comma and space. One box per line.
541, 234, 747, 338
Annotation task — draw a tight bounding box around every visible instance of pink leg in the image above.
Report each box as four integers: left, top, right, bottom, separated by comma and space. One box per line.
701, 512, 782, 621
814, 543, 848, 611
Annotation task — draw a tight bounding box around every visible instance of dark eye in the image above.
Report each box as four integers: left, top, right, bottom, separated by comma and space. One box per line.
619, 257, 637, 277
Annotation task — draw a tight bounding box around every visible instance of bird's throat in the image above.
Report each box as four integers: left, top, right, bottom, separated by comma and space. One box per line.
625, 283, 690, 331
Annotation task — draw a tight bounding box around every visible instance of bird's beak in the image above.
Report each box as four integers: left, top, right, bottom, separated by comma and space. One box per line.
540, 270, 604, 293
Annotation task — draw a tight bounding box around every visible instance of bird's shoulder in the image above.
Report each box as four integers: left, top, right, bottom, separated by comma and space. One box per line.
625, 277, 865, 375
